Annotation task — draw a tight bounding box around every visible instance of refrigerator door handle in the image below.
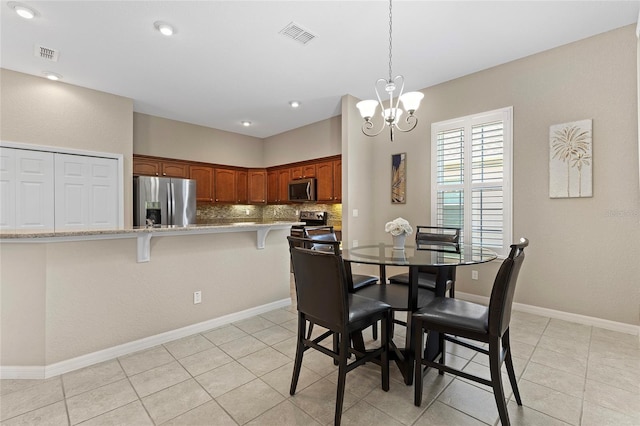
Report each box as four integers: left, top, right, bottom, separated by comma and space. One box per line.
168, 181, 175, 225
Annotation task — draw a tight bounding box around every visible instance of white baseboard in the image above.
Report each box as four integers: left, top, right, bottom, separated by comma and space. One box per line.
1, 298, 291, 380
457, 292, 640, 336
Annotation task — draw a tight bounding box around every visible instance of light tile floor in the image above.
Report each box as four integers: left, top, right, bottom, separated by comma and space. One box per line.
2, 292, 639, 425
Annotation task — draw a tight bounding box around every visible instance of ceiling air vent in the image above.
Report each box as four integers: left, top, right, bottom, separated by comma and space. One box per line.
34, 45, 59, 62
279, 22, 316, 45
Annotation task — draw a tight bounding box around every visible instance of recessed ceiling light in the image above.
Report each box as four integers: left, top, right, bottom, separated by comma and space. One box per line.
8, 2, 37, 19
43, 71, 62, 81
154, 21, 175, 36
289, 101, 301, 108
241, 121, 252, 127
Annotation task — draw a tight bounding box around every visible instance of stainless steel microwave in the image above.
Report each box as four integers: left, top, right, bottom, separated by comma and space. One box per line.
288, 178, 316, 202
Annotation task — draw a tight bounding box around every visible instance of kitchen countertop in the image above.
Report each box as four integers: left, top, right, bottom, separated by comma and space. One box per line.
1, 221, 303, 262
0, 220, 303, 239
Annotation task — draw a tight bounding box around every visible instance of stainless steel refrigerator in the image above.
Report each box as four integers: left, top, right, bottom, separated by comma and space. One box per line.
134, 176, 196, 227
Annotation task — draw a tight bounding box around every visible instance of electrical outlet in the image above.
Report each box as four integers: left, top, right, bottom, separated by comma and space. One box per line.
193, 291, 202, 304
472, 270, 479, 280
353, 240, 359, 247
245, 209, 250, 215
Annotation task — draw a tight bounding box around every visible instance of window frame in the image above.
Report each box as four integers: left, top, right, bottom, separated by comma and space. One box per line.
430, 106, 513, 257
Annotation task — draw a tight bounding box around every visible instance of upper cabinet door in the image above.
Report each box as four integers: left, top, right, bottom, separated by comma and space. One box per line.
214, 168, 236, 203
333, 159, 342, 201
161, 161, 189, 178
315, 160, 334, 202
277, 169, 290, 203
54, 153, 119, 230
236, 170, 248, 204
0, 147, 55, 231
190, 165, 214, 202
133, 157, 160, 176
248, 170, 266, 204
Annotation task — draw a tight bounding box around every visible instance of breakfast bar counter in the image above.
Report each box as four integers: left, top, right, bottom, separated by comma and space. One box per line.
1, 221, 302, 262
0, 221, 298, 378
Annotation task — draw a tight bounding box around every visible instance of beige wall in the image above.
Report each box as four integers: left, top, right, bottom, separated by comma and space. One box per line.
133, 113, 264, 167
343, 25, 639, 326
0, 69, 134, 227
263, 115, 342, 167
1, 231, 291, 366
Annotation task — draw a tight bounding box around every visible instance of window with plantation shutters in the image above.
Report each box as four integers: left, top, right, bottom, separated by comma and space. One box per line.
431, 107, 512, 256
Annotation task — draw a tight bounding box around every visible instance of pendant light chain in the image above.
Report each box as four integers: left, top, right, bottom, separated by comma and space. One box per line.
388, 0, 393, 83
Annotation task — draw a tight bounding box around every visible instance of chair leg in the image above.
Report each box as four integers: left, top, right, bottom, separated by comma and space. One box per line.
306, 322, 314, 340
290, 314, 306, 395
372, 322, 378, 340
503, 329, 522, 405
413, 319, 424, 406
381, 314, 390, 391
333, 332, 340, 365
489, 337, 510, 426
438, 332, 446, 376
335, 332, 350, 426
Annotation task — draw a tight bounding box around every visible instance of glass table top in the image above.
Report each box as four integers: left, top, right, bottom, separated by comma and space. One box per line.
341, 242, 498, 267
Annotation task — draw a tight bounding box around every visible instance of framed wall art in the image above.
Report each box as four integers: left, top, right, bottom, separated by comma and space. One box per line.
391, 153, 406, 203
549, 119, 593, 198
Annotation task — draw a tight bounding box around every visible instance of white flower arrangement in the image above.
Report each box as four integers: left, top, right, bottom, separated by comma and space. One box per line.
385, 217, 413, 236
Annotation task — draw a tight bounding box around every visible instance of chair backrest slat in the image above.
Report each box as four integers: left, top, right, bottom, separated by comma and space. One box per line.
303, 229, 340, 253
488, 238, 529, 336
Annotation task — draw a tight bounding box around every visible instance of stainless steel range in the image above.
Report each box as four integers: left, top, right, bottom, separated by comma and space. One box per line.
290, 210, 329, 239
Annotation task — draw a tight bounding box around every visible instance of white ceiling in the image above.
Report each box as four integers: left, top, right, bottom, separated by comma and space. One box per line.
1, 1, 638, 139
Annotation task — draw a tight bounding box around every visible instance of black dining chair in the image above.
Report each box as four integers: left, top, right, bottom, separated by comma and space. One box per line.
287, 236, 391, 426
303, 228, 379, 290
412, 238, 529, 426
302, 230, 382, 341
388, 226, 460, 296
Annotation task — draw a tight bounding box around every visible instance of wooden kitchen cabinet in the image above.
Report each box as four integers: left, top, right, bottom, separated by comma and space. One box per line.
333, 159, 342, 201
133, 156, 189, 178
291, 163, 316, 179
133, 157, 160, 176
248, 169, 267, 203
161, 160, 189, 178
236, 170, 248, 204
189, 165, 214, 202
278, 169, 290, 203
267, 168, 289, 203
316, 159, 341, 202
214, 168, 236, 203
267, 170, 278, 203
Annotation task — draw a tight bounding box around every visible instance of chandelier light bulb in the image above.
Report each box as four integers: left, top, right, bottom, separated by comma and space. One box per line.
356, 100, 378, 120
400, 92, 424, 114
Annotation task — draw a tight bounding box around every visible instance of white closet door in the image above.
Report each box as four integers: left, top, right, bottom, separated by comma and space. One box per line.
0, 147, 55, 231
55, 154, 118, 230
0, 147, 16, 230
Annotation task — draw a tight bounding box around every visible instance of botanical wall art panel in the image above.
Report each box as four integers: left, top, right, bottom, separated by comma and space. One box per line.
549, 119, 593, 198
391, 152, 406, 203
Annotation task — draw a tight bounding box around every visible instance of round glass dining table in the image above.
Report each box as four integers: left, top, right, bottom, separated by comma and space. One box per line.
341, 242, 498, 385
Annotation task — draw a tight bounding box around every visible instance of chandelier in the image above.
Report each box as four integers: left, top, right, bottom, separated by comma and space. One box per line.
356, 0, 424, 142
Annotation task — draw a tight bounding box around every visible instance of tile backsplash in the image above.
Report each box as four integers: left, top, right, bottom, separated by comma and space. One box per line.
197, 203, 342, 227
